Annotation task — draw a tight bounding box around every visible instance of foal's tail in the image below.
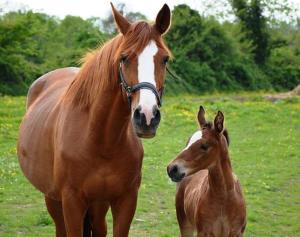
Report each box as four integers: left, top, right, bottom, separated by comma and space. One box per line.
83, 211, 92, 237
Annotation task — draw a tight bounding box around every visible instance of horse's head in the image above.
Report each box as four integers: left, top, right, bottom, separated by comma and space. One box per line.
167, 106, 230, 182
111, 3, 171, 138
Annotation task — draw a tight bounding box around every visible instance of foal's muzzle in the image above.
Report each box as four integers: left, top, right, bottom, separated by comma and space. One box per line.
133, 105, 161, 138
167, 164, 186, 182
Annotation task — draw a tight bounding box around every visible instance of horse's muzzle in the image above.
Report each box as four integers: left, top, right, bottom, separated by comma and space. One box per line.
167, 164, 186, 182
132, 105, 161, 138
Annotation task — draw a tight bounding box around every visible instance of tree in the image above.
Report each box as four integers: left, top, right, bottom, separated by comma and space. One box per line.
230, 0, 270, 65
165, 4, 262, 91
0, 11, 108, 95
100, 2, 147, 35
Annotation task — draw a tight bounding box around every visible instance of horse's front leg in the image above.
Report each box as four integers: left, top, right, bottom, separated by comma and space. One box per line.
62, 189, 88, 237
111, 188, 138, 237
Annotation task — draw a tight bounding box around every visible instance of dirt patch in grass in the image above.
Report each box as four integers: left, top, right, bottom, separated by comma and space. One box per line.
265, 85, 300, 102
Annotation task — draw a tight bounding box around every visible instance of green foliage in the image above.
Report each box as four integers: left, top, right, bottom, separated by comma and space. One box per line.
0, 11, 108, 95
166, 5, 269, 92
1, 94, 300, 236
0, 3, 300, 95
230, 0, 270, 65
263, 21, 300, 90
265, 47, 300, 90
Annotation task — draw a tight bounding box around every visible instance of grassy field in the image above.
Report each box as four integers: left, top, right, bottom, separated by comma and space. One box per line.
0, 94, 300, 237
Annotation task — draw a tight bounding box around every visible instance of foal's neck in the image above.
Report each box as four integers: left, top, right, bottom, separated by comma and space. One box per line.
208, 151, 235, 197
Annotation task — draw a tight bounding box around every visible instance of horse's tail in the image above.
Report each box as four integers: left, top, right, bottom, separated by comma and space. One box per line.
83, 211, 92, 237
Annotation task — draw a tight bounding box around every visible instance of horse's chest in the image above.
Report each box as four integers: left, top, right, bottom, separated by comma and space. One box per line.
212, 215, 230, 237
197, 203, 243, 237
82, 155, 143, 200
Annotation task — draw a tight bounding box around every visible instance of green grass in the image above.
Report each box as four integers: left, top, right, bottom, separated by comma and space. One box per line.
0, 94, 300, 237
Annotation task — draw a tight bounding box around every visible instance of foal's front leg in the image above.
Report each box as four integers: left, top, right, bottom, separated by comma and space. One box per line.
62, 189, 88, 237
111, 189, 138, 237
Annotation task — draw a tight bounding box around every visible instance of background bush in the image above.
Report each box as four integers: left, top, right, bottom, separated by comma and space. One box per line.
0, 2, 300, 95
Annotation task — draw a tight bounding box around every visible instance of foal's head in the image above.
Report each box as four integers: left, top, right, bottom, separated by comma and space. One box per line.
167, 106, 229, 182
111, 3, 171, 138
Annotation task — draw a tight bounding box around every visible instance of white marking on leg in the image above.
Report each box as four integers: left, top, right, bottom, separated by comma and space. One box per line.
137, 40, 158, 125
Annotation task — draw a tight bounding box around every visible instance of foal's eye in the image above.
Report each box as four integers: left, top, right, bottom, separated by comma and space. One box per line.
162, 56, 169, 65
200, 143, 209, 151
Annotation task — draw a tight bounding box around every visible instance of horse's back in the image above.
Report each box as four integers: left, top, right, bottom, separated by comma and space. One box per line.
18, 67, 79, 196
26, 67, 79, 109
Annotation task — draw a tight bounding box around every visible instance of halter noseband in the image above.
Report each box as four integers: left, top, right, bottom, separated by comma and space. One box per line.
119, 60, 164, 108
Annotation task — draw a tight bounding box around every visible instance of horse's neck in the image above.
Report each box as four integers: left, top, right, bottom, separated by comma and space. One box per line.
208, 153, 235, 197
72, 36, 134, 149
87, 86, 132, 147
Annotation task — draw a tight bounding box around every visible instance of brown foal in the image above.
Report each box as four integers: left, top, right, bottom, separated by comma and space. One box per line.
17, 3, 171, 237
167, 106, 246, 237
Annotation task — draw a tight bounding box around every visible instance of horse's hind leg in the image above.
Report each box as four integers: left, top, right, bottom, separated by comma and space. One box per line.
89, 201, 110, 237
45, 196, 67, 237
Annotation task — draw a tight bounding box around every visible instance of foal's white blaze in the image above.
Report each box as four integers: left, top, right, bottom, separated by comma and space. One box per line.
137, 40, 158, 125
172, 130, 203, 176
184, 131, 202, 150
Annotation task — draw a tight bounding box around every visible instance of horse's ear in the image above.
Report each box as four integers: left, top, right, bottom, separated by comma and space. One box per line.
154, 4, 171, 35
198, 106, 206, 128
110, 2, 130, 35
223, 129, 230, 146
214, 111, 224, 133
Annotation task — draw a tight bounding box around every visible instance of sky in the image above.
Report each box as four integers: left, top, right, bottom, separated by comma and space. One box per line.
1, 0, 203, 20
1, 0, 300, 21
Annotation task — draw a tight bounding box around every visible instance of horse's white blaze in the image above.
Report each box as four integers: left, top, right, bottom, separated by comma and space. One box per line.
137, 40, 158, 125
184, 131, 202, 150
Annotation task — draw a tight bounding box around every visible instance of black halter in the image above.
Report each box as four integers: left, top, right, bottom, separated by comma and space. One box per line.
119, 60, 164, 108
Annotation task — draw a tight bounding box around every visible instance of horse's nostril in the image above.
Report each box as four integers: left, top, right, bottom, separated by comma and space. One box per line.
133, 106, 141, 121
152, 105, 159, 116
136, 105, 142, 112
170, 165, 178, 176
151, 106, 161, 126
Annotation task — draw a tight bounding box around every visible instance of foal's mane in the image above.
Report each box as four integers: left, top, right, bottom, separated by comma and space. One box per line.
64, 21, 170, 108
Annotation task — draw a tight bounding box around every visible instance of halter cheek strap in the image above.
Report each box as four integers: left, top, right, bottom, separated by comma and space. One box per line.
119, 60, 163, 108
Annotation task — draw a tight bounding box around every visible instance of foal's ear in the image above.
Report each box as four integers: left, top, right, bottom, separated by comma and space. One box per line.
154, 4, 171, 35
214, 111, 224, 133
110, 2, 131, 35
198, 106, 206, 128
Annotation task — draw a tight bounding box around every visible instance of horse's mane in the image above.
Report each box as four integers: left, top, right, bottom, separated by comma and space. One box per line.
64, 21, 170, 109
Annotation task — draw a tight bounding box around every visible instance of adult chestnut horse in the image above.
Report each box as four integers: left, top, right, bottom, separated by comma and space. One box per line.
17, 3, 171, 237
167, 106, 246, 237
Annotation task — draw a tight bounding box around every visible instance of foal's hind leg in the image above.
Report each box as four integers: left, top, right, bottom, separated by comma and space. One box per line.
45, 196, 67, 237
89, 201, 110, 237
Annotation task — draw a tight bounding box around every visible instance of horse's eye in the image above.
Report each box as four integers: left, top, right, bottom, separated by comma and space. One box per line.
121, 55, 129, 64
200, 143, 209, 151
162, 56, 169, 65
